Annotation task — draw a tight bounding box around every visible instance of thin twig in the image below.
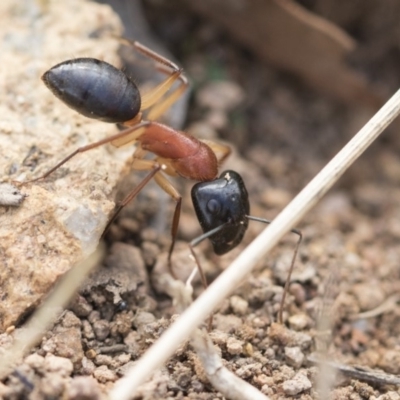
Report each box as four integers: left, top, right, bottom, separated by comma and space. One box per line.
308, 354, 400, 386
191, 330, 269, 400
109, 89, 400, 399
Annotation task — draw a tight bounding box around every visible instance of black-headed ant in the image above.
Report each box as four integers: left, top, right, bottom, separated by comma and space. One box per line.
22, 39, 301, 323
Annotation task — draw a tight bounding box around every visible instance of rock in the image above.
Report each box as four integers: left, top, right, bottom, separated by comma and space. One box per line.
81, 357, 96, 376
92, 320, 111, 341
288, 313, 312, 331
352, 282, 385, 311
282, 370, 312, 395
0, 0, 127, 331
0, 183, 26, 206
42, 327, 83, 369
378, 349, 400, 374
24, 353, 45, 372
67, 376, 102, 400
93, 366, 117, 383
69, 295, 93, 318
212, 314, 243, 333
133, 311, 156, 335
268, 322, 312, 350
226, 337, 243, 355
44, 353, 74, 377
375, 392, 400, 400
229, 295, 248, 316
284, 346, 305, 368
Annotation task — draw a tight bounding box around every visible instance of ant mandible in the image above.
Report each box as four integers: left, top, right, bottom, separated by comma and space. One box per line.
24, 38, 301, 324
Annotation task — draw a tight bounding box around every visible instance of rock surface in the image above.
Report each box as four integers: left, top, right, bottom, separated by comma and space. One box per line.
0, 0, 130, 330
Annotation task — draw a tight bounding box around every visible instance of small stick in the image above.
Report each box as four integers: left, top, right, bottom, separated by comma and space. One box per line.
191, 330, 270, 400
308, 354, 400, 386
109, 89, 400, 399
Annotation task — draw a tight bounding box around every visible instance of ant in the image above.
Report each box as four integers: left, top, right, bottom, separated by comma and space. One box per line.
22, 39, 301, 324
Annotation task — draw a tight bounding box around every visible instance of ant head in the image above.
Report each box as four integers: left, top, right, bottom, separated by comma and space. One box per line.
191, 170, 250, 255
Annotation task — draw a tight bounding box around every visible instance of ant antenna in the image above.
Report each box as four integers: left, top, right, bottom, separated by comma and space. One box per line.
246, 216, 302, 324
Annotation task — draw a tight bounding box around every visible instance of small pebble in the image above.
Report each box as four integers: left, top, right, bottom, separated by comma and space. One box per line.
229, 295, 248, 315
378, 349, 400, 374
85, 349, 97, 359
25, 354, 45, 371
375, 392, 400, 400
288, 313, 311, 331
282, 370, 312, 395
110, 312, 133, 337
133, 311, 156, 332
94, 354, 113, 366
81, 357, 96, 375
92, 319, 110, 341
226, 337, 243, 355
352, 282, 385, 311
69, 295, 93, 317
82, 320, 95, 340
284, 346, 305, 368
213, 314, 242, 332
269, 322, 312, 349
61, 311, 81, 328
67, 376, 102, 400
40, 373, 66, 398
141, 241, 159, 266
42, 327, 83, 368
88, 311, 101, 324
289, 283, 306, 305
44, 354, 73, 377
93, 365, 117, 383
0, 183, 26, 206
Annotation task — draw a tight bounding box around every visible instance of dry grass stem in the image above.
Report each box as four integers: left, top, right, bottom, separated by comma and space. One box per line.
191, 330, 270, 400
308, 354, 400, 386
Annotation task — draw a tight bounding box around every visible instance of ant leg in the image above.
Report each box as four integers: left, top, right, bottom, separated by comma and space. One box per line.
188, 224, 228, 291
152, 173, 182, 279
278, 229, 302, 324
200, 140, 231, 165
102, 161, 162, 235
120, 38, 181, 71
247, 216, 303, 324
140, 69, 184, 112
108, 154, 183, 280
118, 38, 188, 118
23, 121, 151, 183
146, 66, 189, 121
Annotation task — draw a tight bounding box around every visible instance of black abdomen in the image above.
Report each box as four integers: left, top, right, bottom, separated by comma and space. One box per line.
42, 58, 141, 123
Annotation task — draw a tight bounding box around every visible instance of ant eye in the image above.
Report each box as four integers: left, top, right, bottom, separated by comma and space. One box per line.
207, 198, 221, 215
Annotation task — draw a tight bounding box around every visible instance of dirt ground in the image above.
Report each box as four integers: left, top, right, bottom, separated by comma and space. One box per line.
2, 1, 400, 399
